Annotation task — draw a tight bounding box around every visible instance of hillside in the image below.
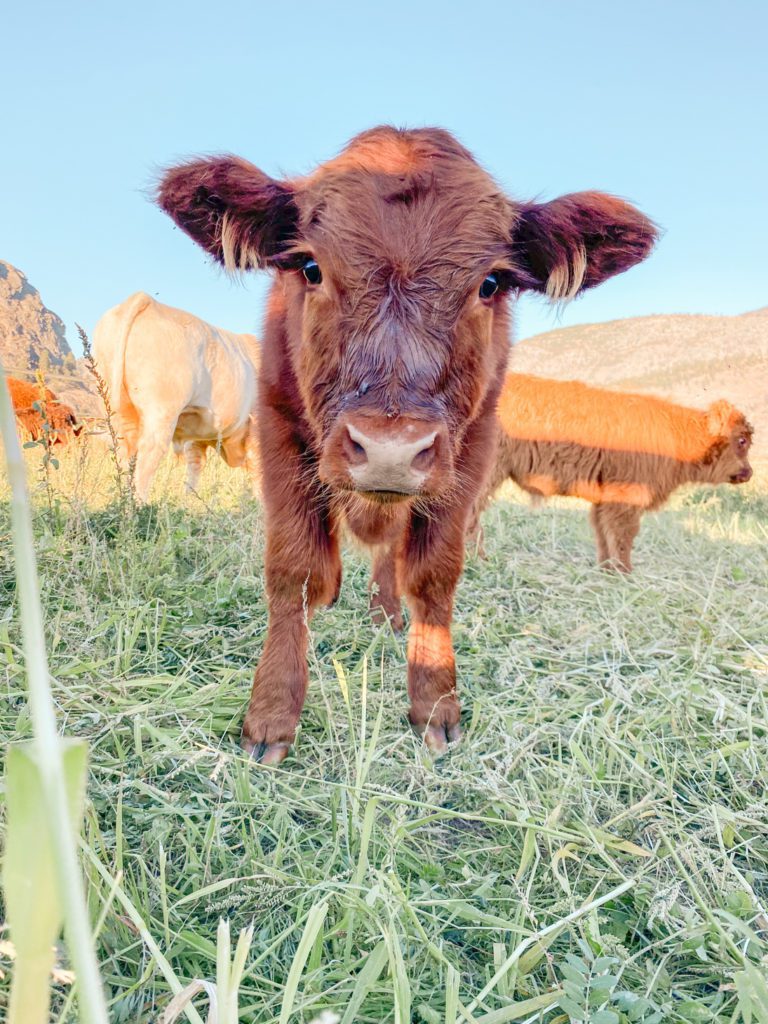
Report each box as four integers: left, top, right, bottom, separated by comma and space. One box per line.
512, 307, 768, 456
0, 260, 100, 417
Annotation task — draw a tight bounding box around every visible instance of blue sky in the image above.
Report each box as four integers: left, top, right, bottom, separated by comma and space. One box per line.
2, 0, 766, 352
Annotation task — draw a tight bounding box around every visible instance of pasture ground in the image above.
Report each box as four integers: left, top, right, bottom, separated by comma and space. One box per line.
0, 441, 767, 1023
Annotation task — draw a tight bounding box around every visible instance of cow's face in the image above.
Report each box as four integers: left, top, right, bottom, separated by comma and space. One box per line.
707, 402, 754, 484
158, 127, 658, 502
284, 139, 518, 501
48, 402, 80, 443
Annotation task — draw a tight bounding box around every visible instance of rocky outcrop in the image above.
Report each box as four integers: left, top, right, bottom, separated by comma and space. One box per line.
0, 260, 100, 417
0, 261, 73, 371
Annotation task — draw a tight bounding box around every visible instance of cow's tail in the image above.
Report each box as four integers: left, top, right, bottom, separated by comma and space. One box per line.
96, 292, 152, 411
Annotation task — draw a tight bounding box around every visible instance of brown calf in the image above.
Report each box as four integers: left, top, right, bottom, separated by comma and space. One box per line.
157, 126, 657, 762
7, 377, 80, 444
474, 374, 753, 572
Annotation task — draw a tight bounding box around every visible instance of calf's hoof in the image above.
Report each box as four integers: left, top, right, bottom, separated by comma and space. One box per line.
241, 710, 296, 765
598, 557, 632, 574
241, 736, 291, 765
409, 701, 462, 755
420, 721, 462, 754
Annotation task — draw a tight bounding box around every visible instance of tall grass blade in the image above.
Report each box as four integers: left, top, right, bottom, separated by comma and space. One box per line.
340, 939, 388, 1024
158, 919, 255, 1024
0, 359, 108, 1022
384, 919, 412, 1024
161, 981, 218, 1024
445, 963, 459, 1024
4, 741, 87, 1024
473, 991, 563, 1023
278, 900, 329, 1024
83, 847, 205, 1024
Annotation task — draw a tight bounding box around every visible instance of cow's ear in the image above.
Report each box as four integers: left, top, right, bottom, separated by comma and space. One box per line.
512, 192, 658, 299
706, 399, 739, 438
156, 157, 298, 270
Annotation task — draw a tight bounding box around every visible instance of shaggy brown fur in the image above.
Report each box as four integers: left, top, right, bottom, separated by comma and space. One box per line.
157, 125, 657, 762
473, 374, 754, 572
7, 377, 80, 444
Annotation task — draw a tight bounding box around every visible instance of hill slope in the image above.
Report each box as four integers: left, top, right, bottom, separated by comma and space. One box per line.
0, 260, 100, 416
0, 260, 72, 369
512, 308, 768, 456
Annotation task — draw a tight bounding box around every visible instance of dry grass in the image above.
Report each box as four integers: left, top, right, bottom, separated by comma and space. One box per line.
0, 440, 767, 1023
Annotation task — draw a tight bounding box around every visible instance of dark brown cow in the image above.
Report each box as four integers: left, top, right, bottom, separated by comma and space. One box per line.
158, 126, 657, 762
7, 377, 80, 444
472, 374, 754, 572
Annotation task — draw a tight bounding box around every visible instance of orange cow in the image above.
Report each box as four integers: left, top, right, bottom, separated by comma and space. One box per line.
6, 377, 81, 444
475, 374, 754, 572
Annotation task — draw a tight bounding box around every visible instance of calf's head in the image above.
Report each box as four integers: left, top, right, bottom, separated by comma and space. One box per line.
706, 400, 754, 484
158, 127, 657, 501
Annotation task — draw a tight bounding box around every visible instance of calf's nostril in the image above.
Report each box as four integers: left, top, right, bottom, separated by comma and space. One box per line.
343, 428, 368, 466
411, 439, 436, 472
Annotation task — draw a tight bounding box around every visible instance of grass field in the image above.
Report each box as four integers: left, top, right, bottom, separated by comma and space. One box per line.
1, 440, 767, 1023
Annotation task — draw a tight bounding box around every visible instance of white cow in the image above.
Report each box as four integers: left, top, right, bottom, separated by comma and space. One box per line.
93, 292, 260, 501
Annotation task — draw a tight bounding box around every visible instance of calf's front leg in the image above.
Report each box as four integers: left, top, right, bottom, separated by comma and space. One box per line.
590, 504, 610, 565
242, 412, 340, 764
596, 503, 642, 573
369, 544, 404, 632
402, 513, 465, 753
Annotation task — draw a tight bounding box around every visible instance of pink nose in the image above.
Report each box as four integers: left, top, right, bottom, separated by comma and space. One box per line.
343, 421, 440, 493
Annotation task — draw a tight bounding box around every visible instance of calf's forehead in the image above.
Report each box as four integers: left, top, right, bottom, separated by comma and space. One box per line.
294, 162, 514, 280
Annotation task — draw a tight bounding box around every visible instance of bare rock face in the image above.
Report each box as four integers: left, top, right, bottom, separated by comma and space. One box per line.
0, 260, 101, 418
0, 261, 72, 370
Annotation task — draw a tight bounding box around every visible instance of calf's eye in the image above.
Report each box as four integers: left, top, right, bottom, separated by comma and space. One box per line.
479, 273, 499, 300
302, 259, 322, 285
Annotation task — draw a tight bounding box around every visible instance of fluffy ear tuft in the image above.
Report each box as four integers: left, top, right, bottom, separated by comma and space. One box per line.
156, 157, 298, 270
706, 399, 740, 438
513, 192, 659, 299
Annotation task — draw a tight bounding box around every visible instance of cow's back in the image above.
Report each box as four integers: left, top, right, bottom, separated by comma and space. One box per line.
93, 292, 155, 409
7, 377, 39, 411
7, 376, 58, 407
95, 292, 212, 404
94, 292, 260, 442
498, 373, 714, 463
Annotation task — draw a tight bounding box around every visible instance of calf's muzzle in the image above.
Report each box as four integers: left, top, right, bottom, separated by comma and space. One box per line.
320, 413, 451, 496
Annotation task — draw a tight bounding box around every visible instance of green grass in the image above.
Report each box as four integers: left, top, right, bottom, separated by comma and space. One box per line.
1, 442, 767, 1023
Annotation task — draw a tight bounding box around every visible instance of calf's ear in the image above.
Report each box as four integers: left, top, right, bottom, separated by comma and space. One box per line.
706, 399, 739, 438
156, 157, 298, 270
512, 192, 658, 300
